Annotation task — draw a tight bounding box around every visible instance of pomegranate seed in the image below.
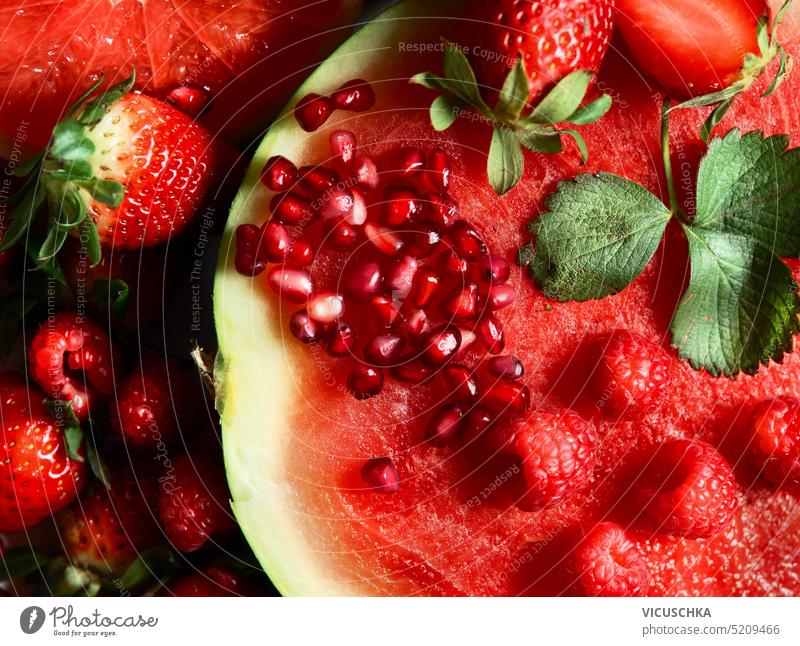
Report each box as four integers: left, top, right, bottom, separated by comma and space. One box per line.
424, 148, 451, 192
477, 314, 505, 354
427, 404, 464, 447
260, 156, 298, 192
295, 93, 333, 131
344, 188, 367, 225
320, 188, 355, 219
365, 223, 404, 256
360, 456, 399, 493
404, 225, 441, 259
308, 292, 344, 323
482, 381, 530, 415
437, 249, 469, 277
386, 255, 418, 299
396, 308, 430, 339
271, 192, 315, 225
422, 325, 462, 366
407, 268, 441, 308
444, 364, 478, 402
488, 355, 525, 380
441, 282, 478, 323
331, 79, 376, 112
364, 333, 404, 366
463, 407, 495, 442
299, 166, 340, 196
448, 220, 487, 260
342, 261, 383, 302
268, 267, 314, 303
290, 309, 323, 344
166, 86, 211, 118
390, 359, 433, 384
384, 185, 422, 227
285, 240, 314, 267
487, 284, 517, 310
330, 130, 357, 164
326, 323, 356, 357
234, 224, 267, 276
329, 221, 358, 250
426, 193, 459, 229
369, 296, 400, 327
349, 365, 384, 400
394, 148, 425, 175
479, 254, 511, 285
262, 220, 290, 262
353, 156, 379, 190
458, 327, 478, 353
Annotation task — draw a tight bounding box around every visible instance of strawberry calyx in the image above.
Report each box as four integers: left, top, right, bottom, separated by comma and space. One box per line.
0, 72, 136, 275
670, 0, 794, 142
411, 41, 611, 196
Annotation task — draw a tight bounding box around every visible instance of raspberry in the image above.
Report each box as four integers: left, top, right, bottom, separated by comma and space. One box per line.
28, 313, 118, 421
494, 409, 598, 510
574, 522, 650, 597
591, 330, 671, 416
749, 397, 800, 485
638, 439, 738, 538
159, 454, 234, 552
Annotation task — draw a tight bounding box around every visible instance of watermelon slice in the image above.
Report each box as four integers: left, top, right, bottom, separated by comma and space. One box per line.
214, 0, 800, 595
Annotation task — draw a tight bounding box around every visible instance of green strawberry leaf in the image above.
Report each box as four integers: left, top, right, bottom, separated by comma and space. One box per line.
700, 97, 735, 143
118, 547, 180, 594
76, 178, 124, 207
81, 219, 103, 267
0, 546, 48, 580
85, 437, 112, 489
79, 70, 136, 126
429, 94, 463, 131
566, 94, 613, 125
49, 120, 94, 161
45, 399, 84, 463
496, 56, 530, 119
488, 127, 524, 196
559, 128, 589, 164
527, 70, 593, 125
0, 187, 45, 251
762, 46, 791, 97
521, 131, 563, 154
442, 41, 491, 113
522, 172, 672, 301
89, 278, 130, 319
671, 227, 799, 376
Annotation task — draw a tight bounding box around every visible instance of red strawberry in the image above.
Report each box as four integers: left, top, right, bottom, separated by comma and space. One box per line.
160, 565, 245, 597
493, 409, 598, 510
159, 454, 234, 553
28, 313, 119, 421
0, 375, 85, 531
574, 522, 650, 596
590, 330, 672, 416
749, 397, 800, 485
637, 439, 738, 538
110, 356, 196, 451
615, 0, 771, 99
459, 0, 616, 105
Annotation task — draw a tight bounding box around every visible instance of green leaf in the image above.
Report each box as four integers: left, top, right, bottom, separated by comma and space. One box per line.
442, 42, 491, 112
429, 95, 462, 131
528, 70, 592, 125
700, 97, 735, 143
80, 219, 103, 267
524, 172, 671, 301
496, 56, 530, 118
79, 70, 136, 126
521, 131, 563, 155
77, 178, 124, 207
0, 187, 45, 251
85, 440, 111, 489
773, 0, 793, 34
487, 127, 524, 196
89, 278, 130, 319
559, 128, 589, 164
410, 71, 440, 90
757, 15, 771, 57
45, 399, 84, 463
12, 151, 44, 178
118, 547, 179, 593
566, 94, 612, 125
49, 120, 94, 161
671, 227, 799, 376
694, 129, 800, 257
46, 159, 93, 182
0, 546, 47, 580
25, 237, 68, 286
670, 80, 748, 110
762, 47, 790, 97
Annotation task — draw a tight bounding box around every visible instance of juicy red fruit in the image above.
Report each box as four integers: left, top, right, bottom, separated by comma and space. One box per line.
331, 79, 377, 112
295, 93, 334, 132
749, 397, 800, 485
261, 156, 298, 192
574, 522, 650, 597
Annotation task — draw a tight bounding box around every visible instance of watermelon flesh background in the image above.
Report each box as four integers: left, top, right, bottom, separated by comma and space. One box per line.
216, 0, 800, 595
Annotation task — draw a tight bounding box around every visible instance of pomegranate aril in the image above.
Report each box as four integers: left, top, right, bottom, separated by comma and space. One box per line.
349, 365, 384, 400
234, 224, 267, 276
361, 456, 399, 493
331, 79, 376, 112
365, 223, 404, 256
456, 327, 477, 356
308, 292, 344, 323
364, 333, 404, 366
166, 86, 212, 118
479, 254, 511, 285
285, 240, 314, 267
383, 185, 422, 227
386, 255, 418, 299
448, 220, 487, 260
477, 314, 505, 354
330, 130, 357, 165
326, 323, 356, 357
271, 192, 315, 225
353, 156, 379, 190
442, 282, 478, 323
426, 193, 459, 229
262, 220, 290, 262
422, 325, 462, 366
390, 360, 433, 384
482, 381, 530, 415
329, 221, 358, 250
488, 355, 524, 380
444, 364, 478, 402
369, 295, 400, 327
438, 249, 469, 277
424, 148, 451, 192
393, 148, 425, 175
344, 189, 367, 225
396, 308, 430, 339
295, 92, 333, 131
403, 225, 441, 259
463, 407, 495, 442
427, 404, 464, 447
290, 309, 323, 344
487, 284, 517, 311
260, 155, 298, 192
342, 261, 383, 302
268, 267, 314, 303
299, 166, 340, 196
320, 188, 355, 220
408, 268, 441, 308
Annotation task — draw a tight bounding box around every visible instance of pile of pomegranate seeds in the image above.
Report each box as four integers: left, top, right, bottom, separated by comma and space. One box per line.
235, 80, 531, 493
294, 79, 376, 132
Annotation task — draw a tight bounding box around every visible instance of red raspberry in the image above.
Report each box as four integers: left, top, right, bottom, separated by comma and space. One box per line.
28, 313, 119, 421
494, 409, 598, 510
591, 330, 671, 416
638, 439, 738, 538
110, 356, 195, 450
574, 522, 650, 597
159, 454, 234, 553
749, 397, 800, 485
